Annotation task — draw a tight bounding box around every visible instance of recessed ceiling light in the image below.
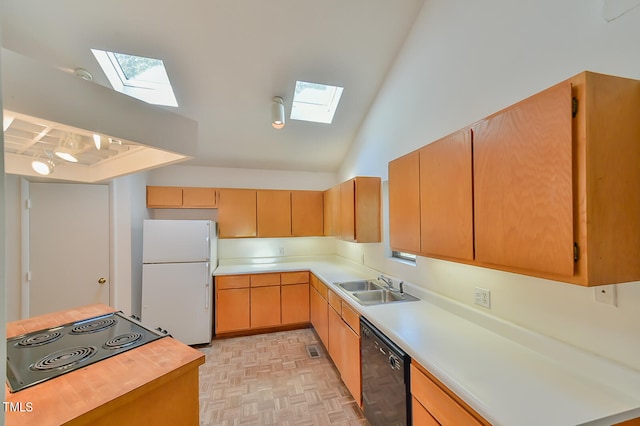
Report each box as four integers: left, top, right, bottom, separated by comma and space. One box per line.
290, 81, 343, 124
91, 49, 178, 107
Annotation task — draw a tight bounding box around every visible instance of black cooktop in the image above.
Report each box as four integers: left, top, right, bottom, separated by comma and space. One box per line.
6, 311, 168, 393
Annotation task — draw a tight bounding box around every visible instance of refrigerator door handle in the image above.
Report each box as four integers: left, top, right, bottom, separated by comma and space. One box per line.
205, 282, 210, 309
204, 262, 210, 310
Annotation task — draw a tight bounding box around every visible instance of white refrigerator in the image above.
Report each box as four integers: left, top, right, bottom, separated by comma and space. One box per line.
141, 219, 217, 345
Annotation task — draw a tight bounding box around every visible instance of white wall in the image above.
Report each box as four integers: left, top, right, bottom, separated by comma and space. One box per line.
338, 0, 640, 371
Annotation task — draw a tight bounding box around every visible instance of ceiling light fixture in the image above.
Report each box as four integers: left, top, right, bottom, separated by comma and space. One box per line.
31, 151, 55, 176
54, 133, 81, 163
93, 133, 102, 150
271, 96, 285, 129
74, 68, 93, 81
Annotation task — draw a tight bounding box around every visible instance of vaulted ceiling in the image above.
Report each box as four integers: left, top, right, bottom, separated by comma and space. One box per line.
1, 0, 425, 174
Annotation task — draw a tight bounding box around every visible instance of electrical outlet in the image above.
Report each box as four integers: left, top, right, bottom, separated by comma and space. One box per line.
474, 287, 491, 309
278, 247, 285, 256
594, 285, 617, 307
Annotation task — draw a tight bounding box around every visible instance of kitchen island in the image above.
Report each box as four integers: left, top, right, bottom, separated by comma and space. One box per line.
215, 256, 640, 426
5, 304, 204, 426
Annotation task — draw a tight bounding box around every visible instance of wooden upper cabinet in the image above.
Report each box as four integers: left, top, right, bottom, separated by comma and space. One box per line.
323, 185, 341, 237
182, 187, 217, 208
291, 191, 324, 236
340, 177, 381, 243
473, 81, 574, 276
257, 190, 291, 237
146, 186, 183, 208
389, 151, 421, 254
420, 128, 474, 261
218, 189, 257, 238
571, 71, 640, 286
340, 180, 356, 241
146, 186, 218, 208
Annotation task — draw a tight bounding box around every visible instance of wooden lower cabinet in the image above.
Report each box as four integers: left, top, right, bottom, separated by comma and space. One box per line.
327, 290, 362, 406
216, 288, 250, 333
410, 361, 488, 425
282, 283, 310, 324
310, 275, 329, 349
251, 286, 281, 328
216, 272, 310, 334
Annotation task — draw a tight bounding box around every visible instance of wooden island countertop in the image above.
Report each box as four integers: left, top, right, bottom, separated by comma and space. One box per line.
5, 304, 205, 426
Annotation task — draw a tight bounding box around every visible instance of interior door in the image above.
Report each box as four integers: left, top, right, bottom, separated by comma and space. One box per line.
28, 183, 110, 317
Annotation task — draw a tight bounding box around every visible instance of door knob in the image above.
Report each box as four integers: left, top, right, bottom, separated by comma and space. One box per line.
98, 277, 107, 284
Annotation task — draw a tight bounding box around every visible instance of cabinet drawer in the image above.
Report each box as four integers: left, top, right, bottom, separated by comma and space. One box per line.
216, 275, 250, 289
316, 280, 328, 300
410, 363, 484, 426
341, 302, 360, 335
250, 273, 281, 287
412, 397, 440, 426
328, 290, 342, 312
281, 271, 309, 285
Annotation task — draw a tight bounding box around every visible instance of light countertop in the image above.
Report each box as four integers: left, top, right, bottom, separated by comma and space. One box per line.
214, 256, 640, 426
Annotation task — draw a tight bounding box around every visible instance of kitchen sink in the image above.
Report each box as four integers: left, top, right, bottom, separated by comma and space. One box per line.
338, 280, 384, 292
335, 279, 420, 306
352, 289, 419, 305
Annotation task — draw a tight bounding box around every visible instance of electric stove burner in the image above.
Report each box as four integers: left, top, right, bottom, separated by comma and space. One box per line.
30, 346, 97, 371
103, 333, 143, 350
6, 311, 169, 393
16, 331, 63, 347
69, 318, 117, 335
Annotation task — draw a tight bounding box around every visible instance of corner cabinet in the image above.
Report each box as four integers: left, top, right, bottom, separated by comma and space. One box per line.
327, 176, 381, 243
389, 71, 640, 286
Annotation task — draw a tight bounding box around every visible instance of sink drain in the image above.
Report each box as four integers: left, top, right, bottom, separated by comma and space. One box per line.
306, 344, 321, 359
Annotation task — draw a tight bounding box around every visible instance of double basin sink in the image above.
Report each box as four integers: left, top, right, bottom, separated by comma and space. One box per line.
336, 279, 420, 306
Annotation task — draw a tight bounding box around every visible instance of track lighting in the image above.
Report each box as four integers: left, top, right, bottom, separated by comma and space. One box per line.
54, 133, 81, 162
271, 96, 285, 129
31, 151, 55, 176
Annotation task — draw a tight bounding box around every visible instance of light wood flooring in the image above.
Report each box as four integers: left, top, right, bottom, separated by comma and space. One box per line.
198, 327, 368, 425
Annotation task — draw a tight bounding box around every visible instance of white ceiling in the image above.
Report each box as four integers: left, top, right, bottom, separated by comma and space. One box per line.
1, 0, 425, 174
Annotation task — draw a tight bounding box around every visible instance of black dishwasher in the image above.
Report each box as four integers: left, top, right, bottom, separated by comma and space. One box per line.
360, 316, 411, 426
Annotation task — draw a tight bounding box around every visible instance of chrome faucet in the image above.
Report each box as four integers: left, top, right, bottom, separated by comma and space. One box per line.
378, 275, 394, 290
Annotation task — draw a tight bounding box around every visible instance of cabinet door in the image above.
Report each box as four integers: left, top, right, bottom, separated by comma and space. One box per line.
146, 186, 182, 208
340, 180, 356, 241
328, 306, 344, 372
412, 397, 440, 426
250, 286, 281, 328
218, 189, 257, 238
310, 286, 329, 349
323, 185, 341, 237
420, 129, 474, 260
353, 177, 382, 243
182, 187, 217, 208
281, 283, 310, 324
291, 191, 324, 236
257, 190, 291, 237
216, 288, 250, 333
389, 151, 421, 254
473, 82, 573, 276
341, 321, 362, 406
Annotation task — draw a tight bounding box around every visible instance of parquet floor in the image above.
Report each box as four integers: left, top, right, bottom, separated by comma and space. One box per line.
198, 328, 369, 426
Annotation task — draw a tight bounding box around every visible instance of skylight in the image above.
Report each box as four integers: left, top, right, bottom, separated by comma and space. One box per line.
91, 49, 178, 107
290, 81, 343, 124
